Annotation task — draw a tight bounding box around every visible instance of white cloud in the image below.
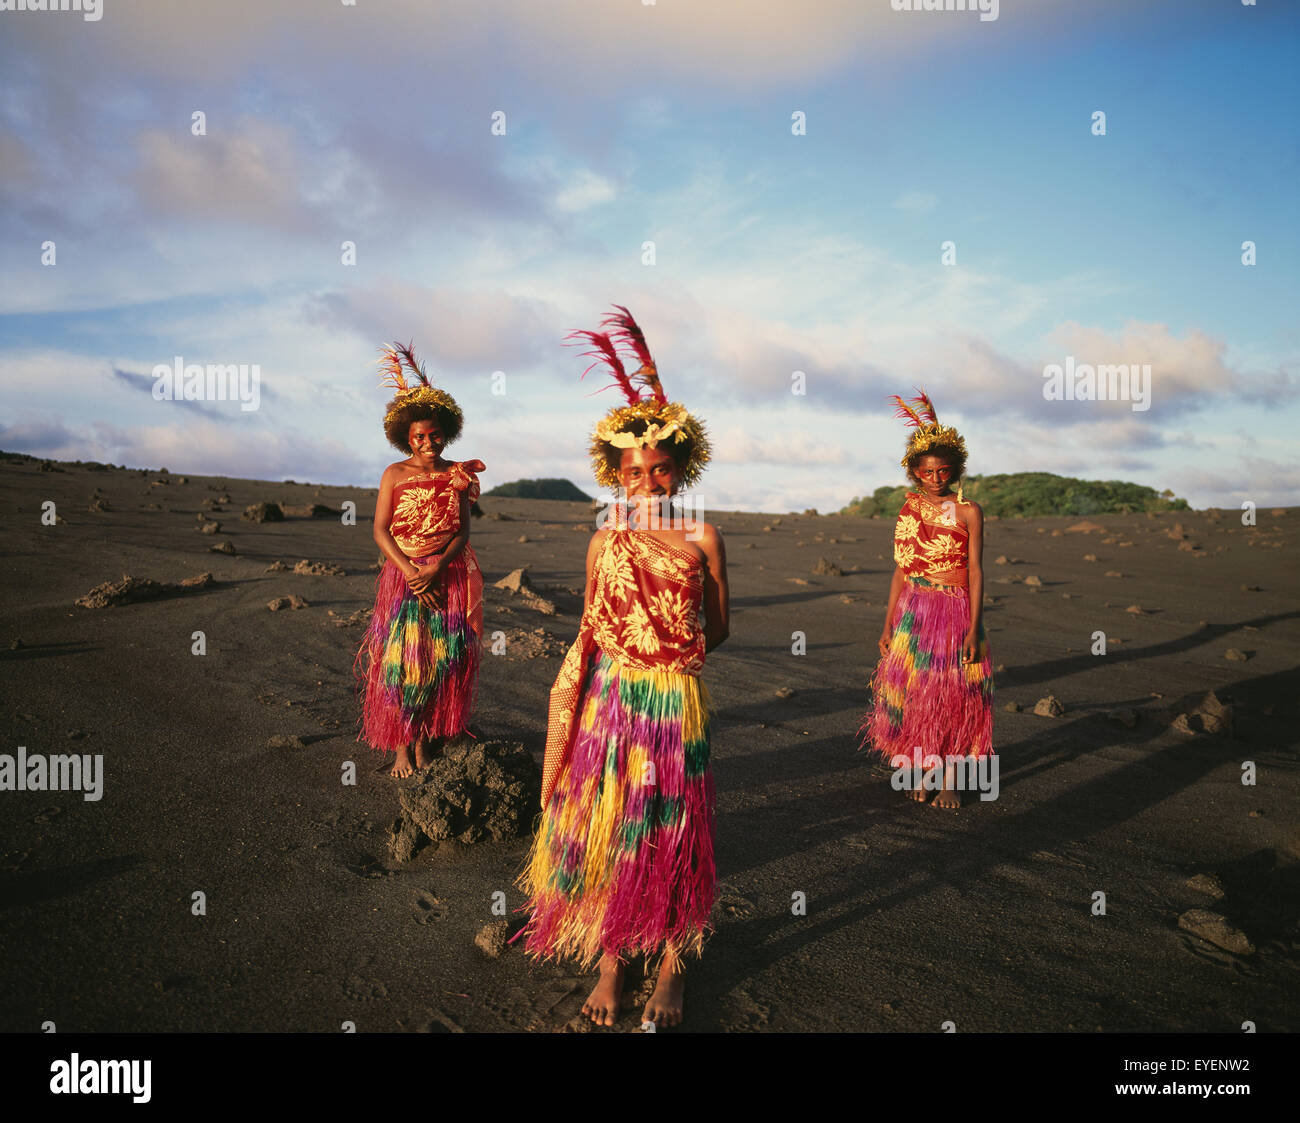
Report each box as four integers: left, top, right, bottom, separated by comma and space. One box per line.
302, 283, 560, 374
554, 170, 617, 213
1046, 320, 1235, 414
1166, 459, 1294, 509
711, 425, 852, 467
130, 121, 311, 230
0, 415, 369, 486
893, 191, 938, 214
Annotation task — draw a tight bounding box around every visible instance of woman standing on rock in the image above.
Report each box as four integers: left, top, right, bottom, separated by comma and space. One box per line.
862, 391, 993, 808
354, 342, 485, 779
516, 306, 729, 1029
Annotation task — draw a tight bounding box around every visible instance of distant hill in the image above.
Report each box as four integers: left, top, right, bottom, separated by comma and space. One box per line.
485, 478, 593, 502
841, 472, 1190, 519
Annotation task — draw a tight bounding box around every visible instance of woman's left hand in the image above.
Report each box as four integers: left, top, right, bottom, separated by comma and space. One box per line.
961, 628, 980, 664
407, 559, 443, 594
416, 584, 445, 611
411, 565, 445, 606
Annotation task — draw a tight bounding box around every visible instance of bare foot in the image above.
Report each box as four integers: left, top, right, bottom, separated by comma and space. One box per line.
932, 772, 962, 809
895, 756, 930, 802
582, 954, 624, 1026
414, 736, 444, 769
642, 951, 685, 1028
389, 745, 415, 779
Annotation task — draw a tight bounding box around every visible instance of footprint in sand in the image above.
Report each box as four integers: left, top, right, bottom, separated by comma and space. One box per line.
318, 841, 383, 878
715, 885, 757, 919
487, 978, 587, 1031
343, 975, 388, 1002
421, 1008, 464, 1033
412, 889, 447, 924
725, 989, 772, 1032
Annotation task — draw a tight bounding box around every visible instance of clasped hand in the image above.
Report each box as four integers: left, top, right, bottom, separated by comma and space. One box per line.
406, 559, 446, 608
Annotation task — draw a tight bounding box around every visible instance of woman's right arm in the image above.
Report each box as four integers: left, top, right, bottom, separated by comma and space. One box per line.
372, 467, 418, 577
878, 567, 905, 656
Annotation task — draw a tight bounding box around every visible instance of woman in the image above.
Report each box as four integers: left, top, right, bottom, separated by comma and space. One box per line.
863, 391, 993, 809
354, 342, 484, 779
517, 306, 729, 1028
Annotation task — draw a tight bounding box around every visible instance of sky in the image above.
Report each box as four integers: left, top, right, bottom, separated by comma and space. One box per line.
1, 0, 1297, 513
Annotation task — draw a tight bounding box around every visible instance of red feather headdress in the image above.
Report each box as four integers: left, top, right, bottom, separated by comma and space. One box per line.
567, 304, 711, 489
564, 329, 639, 405
602, 304, 667, 404
889, 386, 967, 478
377, 339, 436, 392
374, 340, 462, 434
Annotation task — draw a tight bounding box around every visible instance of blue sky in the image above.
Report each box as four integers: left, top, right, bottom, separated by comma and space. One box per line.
1, 0, 1296, 512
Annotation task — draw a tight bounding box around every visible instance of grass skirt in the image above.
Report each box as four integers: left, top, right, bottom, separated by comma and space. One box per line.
354, 552, 479, 752
865, 576, 993, 767
517, 650, 715, 967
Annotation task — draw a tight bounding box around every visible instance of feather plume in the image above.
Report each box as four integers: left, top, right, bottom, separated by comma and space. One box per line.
602, 304, 666, 404
376, 344, 409, 392
394, 340, 432, 388
564, 329, 640, 405
602, 305, 652, 367
632, 363, 666, 404
889, 394, 925, 429
909, 389, 938, 426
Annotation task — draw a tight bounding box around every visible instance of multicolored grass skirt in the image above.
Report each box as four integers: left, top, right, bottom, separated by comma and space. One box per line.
354, 553, 479, 752
864, 575, 993, 767
518, 650, 716, 968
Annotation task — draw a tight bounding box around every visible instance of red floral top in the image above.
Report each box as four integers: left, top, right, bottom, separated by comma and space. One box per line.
388, 459, 484, 558
893, 491, 969, 587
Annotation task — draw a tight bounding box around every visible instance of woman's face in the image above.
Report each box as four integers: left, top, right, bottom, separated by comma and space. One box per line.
913, 453, 956, 496
618, 445, 678, 500
408, 418, 445, 461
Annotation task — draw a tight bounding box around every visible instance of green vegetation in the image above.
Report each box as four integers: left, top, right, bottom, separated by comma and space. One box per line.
841, 472, 1189, 519
485, 477, 592, 501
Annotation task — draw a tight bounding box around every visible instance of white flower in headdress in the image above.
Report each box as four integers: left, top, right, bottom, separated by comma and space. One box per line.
640, 417, 683, 448
595, 412, 687, 450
